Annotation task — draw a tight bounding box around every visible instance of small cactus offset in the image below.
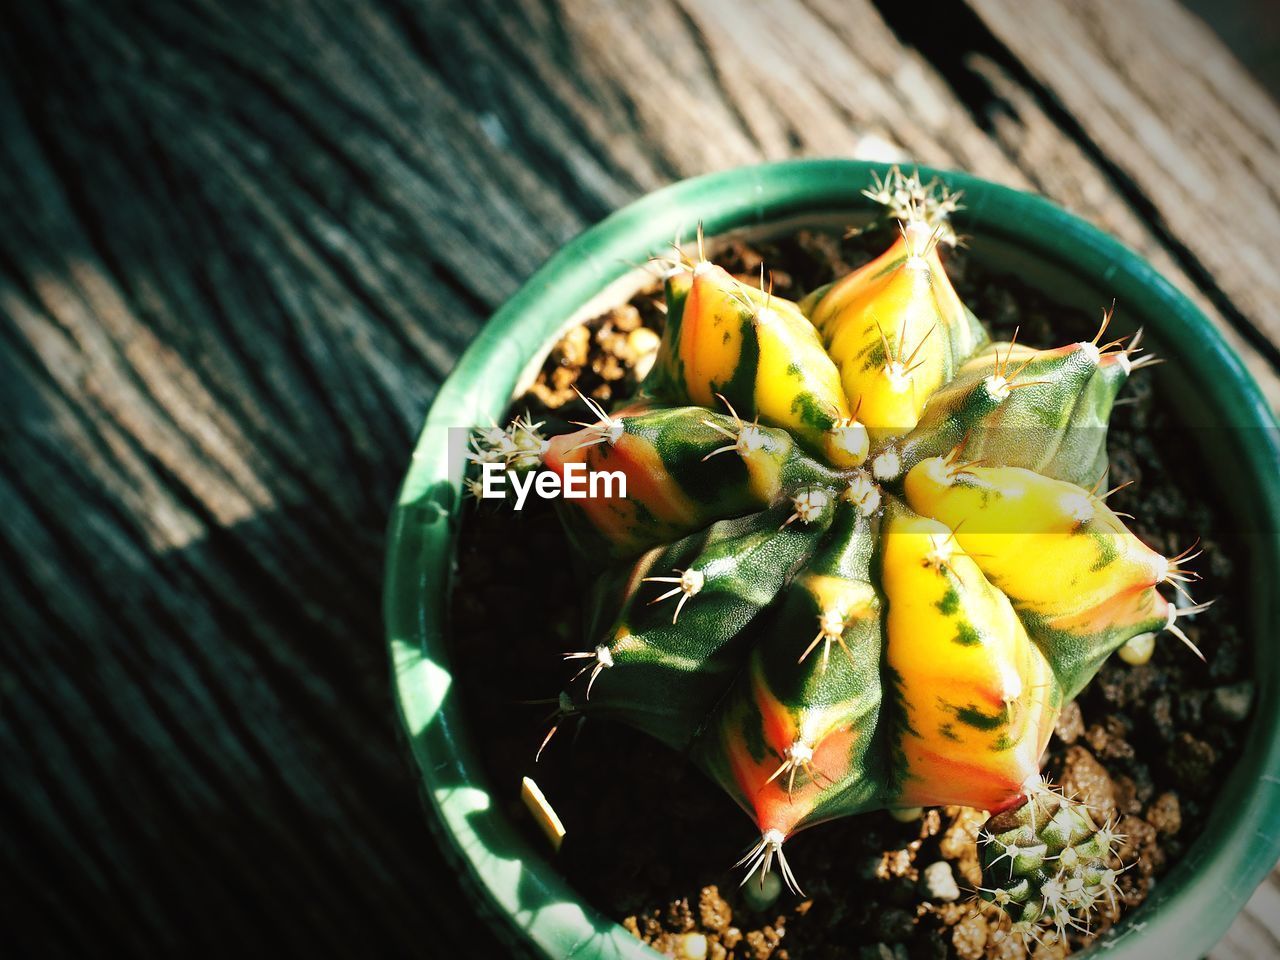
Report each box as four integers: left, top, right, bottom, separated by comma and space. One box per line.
475, 169, 1203, 939
977, 783, 1125, 944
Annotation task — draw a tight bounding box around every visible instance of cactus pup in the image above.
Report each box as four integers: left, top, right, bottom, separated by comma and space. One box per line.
474, 168, 1203, 941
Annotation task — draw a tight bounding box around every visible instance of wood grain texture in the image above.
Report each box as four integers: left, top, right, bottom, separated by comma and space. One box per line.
966, 0, 1280, 358
0, 0, 1276, 955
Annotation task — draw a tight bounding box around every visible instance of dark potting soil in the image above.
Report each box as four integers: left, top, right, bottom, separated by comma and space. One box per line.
448, 226, 1252, 960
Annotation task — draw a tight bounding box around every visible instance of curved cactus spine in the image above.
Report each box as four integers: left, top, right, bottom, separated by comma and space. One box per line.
474, 167, 1201, 938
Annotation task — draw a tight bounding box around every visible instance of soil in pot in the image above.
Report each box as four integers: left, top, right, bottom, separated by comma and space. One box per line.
449, 224, 1252, 960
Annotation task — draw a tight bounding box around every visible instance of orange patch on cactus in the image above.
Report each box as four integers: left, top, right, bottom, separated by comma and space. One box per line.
544, 430, 698, 547
678, 265, 749, 409
751, 664, 799, 755
1046, 583, 1168, 638
895, 749, 1026, 813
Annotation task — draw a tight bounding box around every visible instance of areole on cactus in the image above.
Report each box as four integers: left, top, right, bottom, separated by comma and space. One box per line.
471, 168, 1205, 940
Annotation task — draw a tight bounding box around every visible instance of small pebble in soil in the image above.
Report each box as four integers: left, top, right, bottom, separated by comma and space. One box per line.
951, 913, 988, 960
744, 924, 785, 959
678, 931, 709, 960
699, 886, 732, 933
1060, 745, 1117, 817
1086, 717, 1136, 760
1146, 791, 1183, 836
1211, 682, 1254, 723
920, 861, 961, 902
1053, 701, 1084, 744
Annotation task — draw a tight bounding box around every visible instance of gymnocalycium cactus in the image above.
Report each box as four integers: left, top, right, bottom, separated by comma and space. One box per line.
473, 169, 1203, 941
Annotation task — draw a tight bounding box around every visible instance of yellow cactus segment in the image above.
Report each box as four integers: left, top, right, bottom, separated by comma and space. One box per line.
812, 241, 946, 439
748, 293, 855, 453
881, 506, 1058, 811
808, 232, 969, 441
678, 264, 750, 408
673, 265, 855, 460
902, 458, 1166, 622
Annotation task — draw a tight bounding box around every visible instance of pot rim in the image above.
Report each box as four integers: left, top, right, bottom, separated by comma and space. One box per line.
385, 159, 1280, 960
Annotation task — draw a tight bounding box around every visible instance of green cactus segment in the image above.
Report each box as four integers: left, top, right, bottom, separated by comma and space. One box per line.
659, 270, 691, 380
1049, 350, 1135, 488
894, 365, 1008, 475
1018, 587, 1170, 702
978, 786, 1123, 937
898, 337, 1133, 488
691, 498, 888, 837
566, 497, 838, 751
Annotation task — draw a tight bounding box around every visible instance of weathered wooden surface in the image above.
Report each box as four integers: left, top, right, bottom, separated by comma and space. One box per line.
2, 0, 1278, 955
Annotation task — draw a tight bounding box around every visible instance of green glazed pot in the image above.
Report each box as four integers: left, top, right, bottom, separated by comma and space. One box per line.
386, 160, 1280, 959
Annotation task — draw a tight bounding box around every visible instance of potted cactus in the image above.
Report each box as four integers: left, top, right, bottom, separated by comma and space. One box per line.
386, 162, 1280, 959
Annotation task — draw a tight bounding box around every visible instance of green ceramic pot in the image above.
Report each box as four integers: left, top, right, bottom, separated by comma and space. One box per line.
386, 160, 1280, 959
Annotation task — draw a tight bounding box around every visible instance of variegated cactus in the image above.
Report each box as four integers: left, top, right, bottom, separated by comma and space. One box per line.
475, 169, 1203, 939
